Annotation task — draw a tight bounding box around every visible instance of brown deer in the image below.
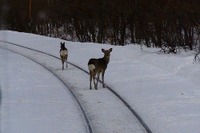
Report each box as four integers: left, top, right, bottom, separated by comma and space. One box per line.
88, 48, 112, 90
60, 42, 68, 70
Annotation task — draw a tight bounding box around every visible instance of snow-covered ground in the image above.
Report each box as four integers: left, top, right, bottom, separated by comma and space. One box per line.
0, 30, 200, 133
0, 48, 88, 133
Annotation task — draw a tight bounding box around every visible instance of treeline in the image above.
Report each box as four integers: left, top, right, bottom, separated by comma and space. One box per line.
2, 0, 200, 51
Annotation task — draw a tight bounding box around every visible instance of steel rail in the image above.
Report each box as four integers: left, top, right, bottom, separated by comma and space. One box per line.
0, 45, 93, 133
0, 40, 152, 133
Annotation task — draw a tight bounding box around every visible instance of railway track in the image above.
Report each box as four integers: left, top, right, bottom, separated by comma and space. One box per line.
0, 45, 93, 133
0, 40, 152, 133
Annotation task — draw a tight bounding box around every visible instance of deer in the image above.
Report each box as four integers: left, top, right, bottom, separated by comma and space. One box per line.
88, 48, 112, 90
60, 42, 68, 70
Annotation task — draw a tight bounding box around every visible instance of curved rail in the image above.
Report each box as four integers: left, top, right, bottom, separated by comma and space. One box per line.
0, 44, 93, 133
0, 40, 152, 133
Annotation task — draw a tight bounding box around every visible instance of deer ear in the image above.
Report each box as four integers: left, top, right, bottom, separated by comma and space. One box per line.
102, 49, 105, 53
109, 48, 112, 52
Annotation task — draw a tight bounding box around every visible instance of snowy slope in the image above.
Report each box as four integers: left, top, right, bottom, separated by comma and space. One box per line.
1, 30, 200, 133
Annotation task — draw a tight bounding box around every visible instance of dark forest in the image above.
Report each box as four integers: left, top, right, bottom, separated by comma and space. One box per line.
1, 0, 200, 52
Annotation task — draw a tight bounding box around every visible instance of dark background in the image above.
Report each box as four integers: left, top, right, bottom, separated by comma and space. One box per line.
1, 0, 200, 52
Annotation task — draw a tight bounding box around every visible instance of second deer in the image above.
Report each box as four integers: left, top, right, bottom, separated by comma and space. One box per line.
88, 48, 112, 90
60, 42, 68, 70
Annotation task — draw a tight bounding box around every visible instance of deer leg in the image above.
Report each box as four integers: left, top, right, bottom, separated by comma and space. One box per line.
62, 60, 64, 70
65, 55, 68, 68
62, 62, 64, 70
61, 57, 64, 70
65, 61, 68, 68
93, 74, 96, 90
102, 71, 105, 88
89, 71, 92, 89
95, 72, 100, 90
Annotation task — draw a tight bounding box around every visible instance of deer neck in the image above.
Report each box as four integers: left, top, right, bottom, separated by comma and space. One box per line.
102, 56, 110, 64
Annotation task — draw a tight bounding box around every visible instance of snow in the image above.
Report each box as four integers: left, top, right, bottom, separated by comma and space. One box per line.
0, 30, 200, 133
0, 49, 87, 133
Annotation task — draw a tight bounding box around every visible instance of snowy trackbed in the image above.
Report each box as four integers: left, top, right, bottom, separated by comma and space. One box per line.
0, 41, 151, 133
0, 45, 92, 133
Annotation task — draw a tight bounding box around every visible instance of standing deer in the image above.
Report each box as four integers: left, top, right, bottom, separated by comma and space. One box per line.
88, 48, 112, 90
60, 42, 68, 70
